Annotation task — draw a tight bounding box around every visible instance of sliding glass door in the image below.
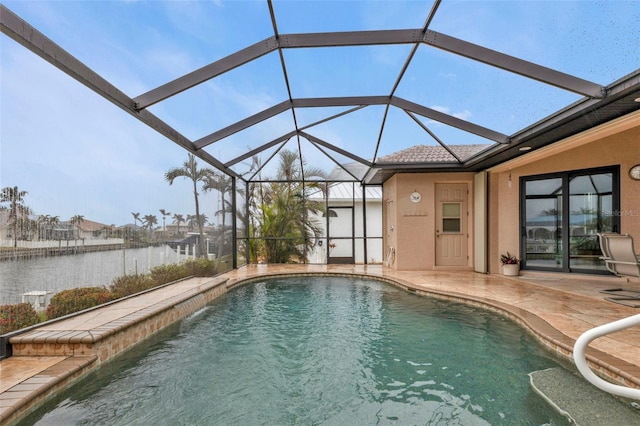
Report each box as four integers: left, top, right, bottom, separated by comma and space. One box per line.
523, 177, 563, 269
521, 166, 619, 273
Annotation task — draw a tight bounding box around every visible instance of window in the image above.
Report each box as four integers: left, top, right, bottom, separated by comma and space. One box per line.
521, 166, 619, 273
442, 203, 461, 233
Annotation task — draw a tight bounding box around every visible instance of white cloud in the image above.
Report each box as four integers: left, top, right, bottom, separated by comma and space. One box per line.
439, 71, 457, 79
429, 105, 472, 122
0, 42, 211, 226
453, 110, 472, 121
430, 105, 450, 114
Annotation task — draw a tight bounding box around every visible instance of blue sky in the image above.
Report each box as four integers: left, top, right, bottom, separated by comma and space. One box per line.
1, 0, 639, 226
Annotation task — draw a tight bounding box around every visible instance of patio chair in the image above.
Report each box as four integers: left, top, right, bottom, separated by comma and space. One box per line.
599, 234, 640, 306
597, 232, 625, 274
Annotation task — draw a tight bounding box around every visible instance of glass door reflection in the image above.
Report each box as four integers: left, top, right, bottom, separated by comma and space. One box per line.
524, 178, 563, 269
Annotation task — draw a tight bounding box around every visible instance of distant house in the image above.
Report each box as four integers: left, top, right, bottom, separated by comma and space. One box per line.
0, 214, 120, 248
308, 164, 383, 264
163, 223, 192, 237
42, 218, 115, 241
162, 223, 214, 238
73, 219, 115, 240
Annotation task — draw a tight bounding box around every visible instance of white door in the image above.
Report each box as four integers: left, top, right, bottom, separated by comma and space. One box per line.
328, 206, 354, 264
435, 183, 468, 266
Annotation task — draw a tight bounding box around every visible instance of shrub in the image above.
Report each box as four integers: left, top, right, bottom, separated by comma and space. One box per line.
0, 303, 40, 334
185, 258, 217, 277
46, 287, 114, 320
109, 274, 156, 299
149, 263, 189, 285
109, 260, 217, 300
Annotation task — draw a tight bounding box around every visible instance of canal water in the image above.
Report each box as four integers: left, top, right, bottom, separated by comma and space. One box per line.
0, 246, 185, 305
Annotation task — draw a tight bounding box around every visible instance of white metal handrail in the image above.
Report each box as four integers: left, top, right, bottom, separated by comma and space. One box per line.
573, 313, 640, 400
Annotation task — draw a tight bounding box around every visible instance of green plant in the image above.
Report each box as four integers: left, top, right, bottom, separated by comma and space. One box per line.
149, 263, 189, 285
0, 303, 40, 334
109, 274, 156, 299
500, 252, 520, 265
46, 287, 114, 319
184, 258, 218, 276
248, 150, 326, 264
109, 260, 217, 300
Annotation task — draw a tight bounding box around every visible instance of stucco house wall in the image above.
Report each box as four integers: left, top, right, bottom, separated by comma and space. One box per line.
380, 112, 639, 274
383, 172, 475, 271
487, 112, 640, 274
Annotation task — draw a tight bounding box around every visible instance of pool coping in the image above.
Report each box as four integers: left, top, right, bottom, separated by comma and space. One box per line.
1, 269, 639, 424
0, 275, 229, 425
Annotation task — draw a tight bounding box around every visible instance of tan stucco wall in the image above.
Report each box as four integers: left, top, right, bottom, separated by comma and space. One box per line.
382, 112, 639, 274
383, 172, 474, 270
488, 113, 640, 273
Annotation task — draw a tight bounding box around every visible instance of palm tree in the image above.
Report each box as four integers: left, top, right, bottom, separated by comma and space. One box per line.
250, 150, 326, 263
143, 214, 158, 239
131, 212, 142, 228
1, 186, 28, 247
70, 215, 84, 240
159, 209, 171, 239
15, 205, 34, 242
131, 212, 142, 245
172, 213, 185, 236
165, 154, 209, 258
37, 214, 49, 240
203, 171, 234, 265
26, 212, 38, 240
186, 214, 198, 232
47, 215, 60, 240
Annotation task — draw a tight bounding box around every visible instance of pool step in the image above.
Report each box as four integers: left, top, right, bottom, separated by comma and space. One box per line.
529, 367, 640, 425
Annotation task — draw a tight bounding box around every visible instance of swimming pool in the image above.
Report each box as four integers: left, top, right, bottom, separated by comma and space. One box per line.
22, 276, 568, 424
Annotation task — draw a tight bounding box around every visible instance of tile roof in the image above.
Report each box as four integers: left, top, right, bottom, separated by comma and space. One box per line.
377, 144, 491, 163
77, 219, 113, 232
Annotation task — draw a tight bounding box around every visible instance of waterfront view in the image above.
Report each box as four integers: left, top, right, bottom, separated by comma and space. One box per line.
0, 246, 186, 305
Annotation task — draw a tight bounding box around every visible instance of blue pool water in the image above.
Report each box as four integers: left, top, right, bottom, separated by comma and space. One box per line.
24, 276, 569, 425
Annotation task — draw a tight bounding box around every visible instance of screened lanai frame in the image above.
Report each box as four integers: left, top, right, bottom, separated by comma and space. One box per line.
242, 177, 382, 266
2, 1, 639, 268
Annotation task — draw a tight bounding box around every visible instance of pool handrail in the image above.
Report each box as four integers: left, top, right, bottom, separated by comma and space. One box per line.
573, 313, 640, 400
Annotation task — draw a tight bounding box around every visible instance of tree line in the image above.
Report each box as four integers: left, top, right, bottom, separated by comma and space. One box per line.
165, 150, 329, 264
2, 149, 328, 264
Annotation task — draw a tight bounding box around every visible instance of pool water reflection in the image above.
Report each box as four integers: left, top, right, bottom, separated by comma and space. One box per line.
24, 276, 569, 425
